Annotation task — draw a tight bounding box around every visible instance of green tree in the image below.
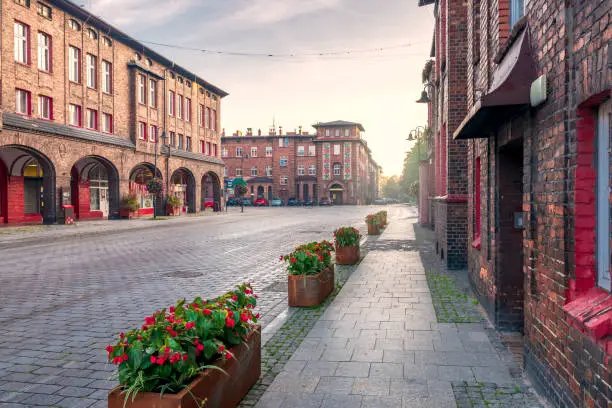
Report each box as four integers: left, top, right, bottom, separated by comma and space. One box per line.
382, 176, 402, 199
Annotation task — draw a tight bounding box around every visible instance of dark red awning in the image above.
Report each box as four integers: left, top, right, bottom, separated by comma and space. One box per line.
453, 28, 537, 140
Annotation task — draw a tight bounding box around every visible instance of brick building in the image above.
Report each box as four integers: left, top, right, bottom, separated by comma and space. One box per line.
221, 121, 380, 205
0, 0, 226, 224
420, 0, 611, 406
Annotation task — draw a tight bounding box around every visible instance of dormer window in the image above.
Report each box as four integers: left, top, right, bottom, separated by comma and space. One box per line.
178, 77, 184, 84
87, 28, 97, 40
37, 3, 52, 19
68, 19, 81, 31
102, 36, 112, 47
186, 80, 192, 88
145, 58, 152, 67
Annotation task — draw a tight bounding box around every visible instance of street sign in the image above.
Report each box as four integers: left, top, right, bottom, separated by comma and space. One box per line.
227, 188, 234, 195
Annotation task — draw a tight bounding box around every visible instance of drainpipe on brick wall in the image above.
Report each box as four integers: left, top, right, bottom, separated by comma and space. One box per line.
162, 69, 170, 209
563, 3, 574, 281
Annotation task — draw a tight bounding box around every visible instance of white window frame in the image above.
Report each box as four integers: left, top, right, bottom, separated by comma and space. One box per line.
309, 146, 316, 156
14, 22, 29, 64
185, 98, 191, 122
251, 147, 258, 157
38, 95, 51, 119
222, 147, 228, 158
325, 129, 330, 137
236, 168, 242, 177
236, 147, 243, 157
333, 144, 341, 155
85, 108, 97, 130
16, 89, 30, 115
37, 32, 50, 71
168, 91, 175, 116
333, 163, 341, 176
266, 146, 273, 157
138, 74, 146, 104
177, 95, 183, 119
102, 60, 112, 93
138, 122, 146, 140
149, 79, 157, 108
68, 103, 81, 126
102, 112, 112, 133
251, 167, 258, 176
297, 165, 305, 176
597, 99, 611, 290
199, 104, 204, 126
280, 156, 288, 167
345, 129, 350, 137
149, 125, 157, 142
280, 175, 288, 185
68, 46, 80, 83
86, 54, 97, 89
297, 146, 305, 156
266, 166, 272, 176
335, 129, 340, 137
223, 167, 228, 177
308, 165, 316, 176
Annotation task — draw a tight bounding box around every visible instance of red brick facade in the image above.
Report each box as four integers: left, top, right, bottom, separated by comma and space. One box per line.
221, 121, 380, 205
420, 0, 612, 406
0, 0, 226, 224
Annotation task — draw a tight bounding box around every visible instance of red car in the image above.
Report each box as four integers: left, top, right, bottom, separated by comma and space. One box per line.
204, 199, 215, 209
254, 197, 267, 206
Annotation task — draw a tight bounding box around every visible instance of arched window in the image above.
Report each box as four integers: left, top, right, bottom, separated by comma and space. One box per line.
102, 36, 112, 47
87, 28, 97, 39
68, 19, 81, 31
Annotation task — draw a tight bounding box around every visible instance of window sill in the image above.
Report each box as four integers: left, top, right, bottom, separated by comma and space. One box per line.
563, 287, 612, 353
15, 61, 31, 68
38, 68, 52, 74
471, 236, 481, 250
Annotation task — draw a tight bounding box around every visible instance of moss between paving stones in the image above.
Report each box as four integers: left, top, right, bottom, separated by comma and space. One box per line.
425, 268, 483, 324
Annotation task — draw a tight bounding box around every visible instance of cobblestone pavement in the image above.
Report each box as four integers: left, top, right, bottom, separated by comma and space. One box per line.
256, 210, 543, 408
0, 205, 399, 408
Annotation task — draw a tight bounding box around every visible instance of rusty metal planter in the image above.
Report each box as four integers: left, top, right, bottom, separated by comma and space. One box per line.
335, 245, 360, 265
287, 265, 335, 307
107, 328, 261, 408
367, 223, 381, 235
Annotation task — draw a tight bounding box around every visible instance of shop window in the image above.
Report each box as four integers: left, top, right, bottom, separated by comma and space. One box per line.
596, 100, 611, 290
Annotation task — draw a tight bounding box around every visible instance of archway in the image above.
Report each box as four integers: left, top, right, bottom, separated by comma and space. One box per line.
71, 156, 120, 220
329, 183, 344, 205
257, 185, 265, 198
170, 168, 196, 214
0, 145, 56, 224
129, 163, 163, 217
202, 171, 221, 212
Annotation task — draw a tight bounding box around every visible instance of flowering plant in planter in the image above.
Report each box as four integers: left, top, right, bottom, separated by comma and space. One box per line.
281, 241, 334, 276
167, 195, 182, 210
365, 213, 382, 226
334, 227, 360, 248
120, 193, 140, 213
146, 178, 164, 195
106, 283, 259, 401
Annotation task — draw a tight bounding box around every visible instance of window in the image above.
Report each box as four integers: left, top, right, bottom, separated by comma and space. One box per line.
102, 60, 112, 93
38, 95, 52, 119
68, 46, 80, 83
16, 89, 30, 115
169, 131, 176, 147
68, 104, 81, 126
213, 144, 218, 157
185, 98, 191, 122
186, 136, 192, 151
280, 175, 288, 185
297, 146, 305, 156
178, 134, 184, 149
333, 144, 341, 155
222, 147, 228, 158
266, 146, 273, 157
308, 165, 316, 176
37, 32, 51, 71
199, 104, 204, 126
206, 142, 212, 156
15, 0, 30, 6
278, 138, 289, 147
251, 167, 258, 176
102, 37, 112, 47
205, 107, 210, 128
86, 28, 97, 40
138, 74, 146, 104
85, 108, 97, 129
86, 54, 97, 88
135, 53, 142, 61
14, 22, 29, 64
345, 129, 350, 137
280, 156, 288, 167
145, 58, 152, 67
335, 129, 340, 137
37, 2, 51, 18
333, 163, 341, 176
147, 79, 157, 107
251, 147, 258, 157
149, 125, 157, 142
102, 113, 113, 133
510, 0, 525, 28
474, 157, 481, 241
596, 100, 611, 290
236, 147, 243, 157
68, 19, 80, 31
138, 121, 146, 140
168, 91, 175, 116
211, 109, 217, 131
325, 129, 330, 137
235, 168, 243, 177
309, 146, 316, 156
177, 95, 183, 119
266, 166, 272, 176
297, 165, 305, 176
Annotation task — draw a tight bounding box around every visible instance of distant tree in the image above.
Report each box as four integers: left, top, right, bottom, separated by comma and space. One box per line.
382, 176, 402, 199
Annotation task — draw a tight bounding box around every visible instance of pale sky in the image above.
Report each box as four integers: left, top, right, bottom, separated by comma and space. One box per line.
89, 0, 434, 176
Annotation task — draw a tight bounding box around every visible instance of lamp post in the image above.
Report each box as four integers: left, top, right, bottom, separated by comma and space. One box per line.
407, 126, 427, 161
416, 82, 435, 104
153, 131, 160, 220
240, 153, 249, 213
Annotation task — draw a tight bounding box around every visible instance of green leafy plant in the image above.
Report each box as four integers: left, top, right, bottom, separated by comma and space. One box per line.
234, 184, 248, 197
167, 195, 182, 209
121, 193, 140, 213
146, 178, 164, 195
106, 283, 259, 401
365, 213, 382, 226
281, 241, 334, 276
334, 227, 360, 248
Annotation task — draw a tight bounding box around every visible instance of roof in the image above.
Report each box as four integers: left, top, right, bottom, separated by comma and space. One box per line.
50, 0, 228, 98
160, 146, 224, 165
221, 134, 314, 142
312, 121, 365, 132
246, 176, 274, 183
3, 113, 135, 149
418, 0, 435, 6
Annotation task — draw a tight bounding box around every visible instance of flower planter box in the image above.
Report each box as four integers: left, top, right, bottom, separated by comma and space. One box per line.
288, 266, 335, 307
335, 245, 360, 265
367, 224, 381, 235
119, 209, 134, 219
107, 328, 261, 408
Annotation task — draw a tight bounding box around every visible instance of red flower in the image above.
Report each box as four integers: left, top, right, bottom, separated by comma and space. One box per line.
164, 347, 171, 355
141, 325, 148, 331
232, 295, 238, 301
169, 306, 175, 313
105, 345, 114, 354
255, 313, 261, 319
240, 313, 249, 322
156, 356, 166, 365
145, 316, 156, 325
203, 309, 212, 316
226, 317, 235, 328
196, 343, 204, 352
119, 332, 125, 339
318, 255, 324, 261
290, 258, 297, 264
279, 255, 283, 261
218, 345, 225, 353
185, 322, 195, 329
182, 354, 188, 361
150, 355, 156, 364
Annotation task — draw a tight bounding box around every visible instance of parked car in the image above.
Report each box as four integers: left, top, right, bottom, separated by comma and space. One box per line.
241, 198, 252, 206
254, 197, 267, 206
287, 197, 298, 206
319, 197, 332, 206
271, 197, 283, 207
204, 199, 215, 209
374, 198, 386, 205
302, 197, 314, 206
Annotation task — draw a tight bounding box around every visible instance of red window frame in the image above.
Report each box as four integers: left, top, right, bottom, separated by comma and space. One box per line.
85, 108, 98, 130
102, 113, 113, 133
138, 121, 147, 140
15, 88, 31, 116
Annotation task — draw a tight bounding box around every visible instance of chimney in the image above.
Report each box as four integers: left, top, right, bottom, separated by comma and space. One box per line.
247, 127, 253, 136
258, 128, 262, 136
299, 125, 303, 135
222, 128, 226, 137
279, 126, 283, 135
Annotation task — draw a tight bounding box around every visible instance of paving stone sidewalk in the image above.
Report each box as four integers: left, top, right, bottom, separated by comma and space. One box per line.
255, 216, 528, 408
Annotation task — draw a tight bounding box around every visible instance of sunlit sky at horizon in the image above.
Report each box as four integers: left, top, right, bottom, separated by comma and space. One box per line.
89, 0, 435, 176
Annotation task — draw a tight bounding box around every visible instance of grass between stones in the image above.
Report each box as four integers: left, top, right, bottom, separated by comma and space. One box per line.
425, 268, 483, 324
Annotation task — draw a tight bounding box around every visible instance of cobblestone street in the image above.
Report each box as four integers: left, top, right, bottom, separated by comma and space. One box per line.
0, 206, 397, 407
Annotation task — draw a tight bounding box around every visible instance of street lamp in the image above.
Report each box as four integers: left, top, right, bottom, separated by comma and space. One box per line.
416, 83, 435, 104
407, 126, 427, 161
